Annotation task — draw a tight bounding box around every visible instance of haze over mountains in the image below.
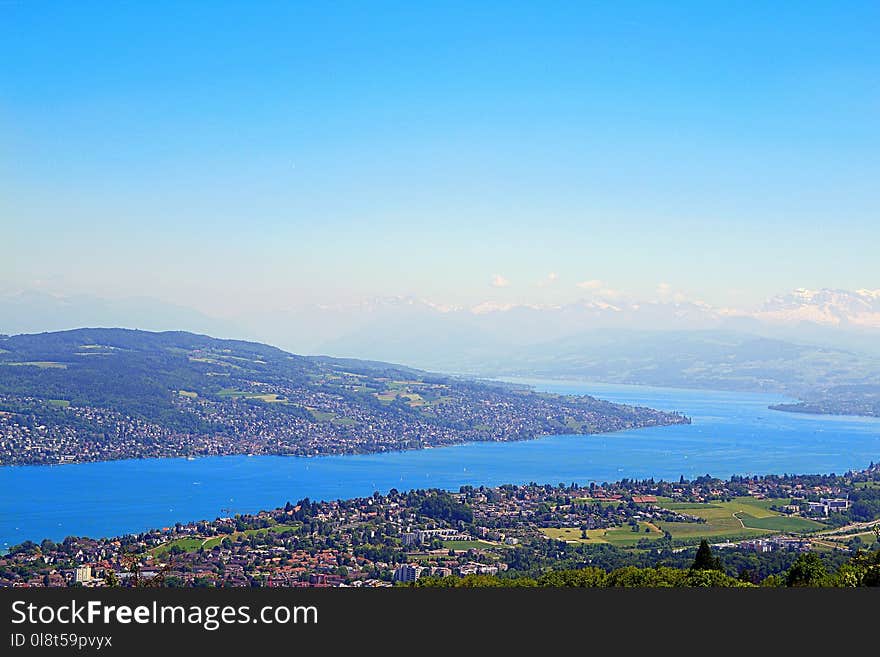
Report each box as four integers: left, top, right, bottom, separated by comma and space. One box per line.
0, 291, 241, 341
4, 287, 880, 355
311, 288, 880, 367
2, 287, 879, 416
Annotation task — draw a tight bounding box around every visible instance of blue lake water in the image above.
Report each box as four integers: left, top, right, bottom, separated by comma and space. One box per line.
2, 379, 879, 549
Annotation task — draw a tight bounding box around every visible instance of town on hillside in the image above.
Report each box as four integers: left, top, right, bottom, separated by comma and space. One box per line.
0, 330, 689, 466
2, 463, 878, 588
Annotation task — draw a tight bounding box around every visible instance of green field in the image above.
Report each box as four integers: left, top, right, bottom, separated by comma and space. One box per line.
249, 394, 286, 402
217, 389, 288, 403
149, 523, 304, 555
2, 361, 68, 369
564, 417, 587, 432
202, 523, 302, 550
827, 531, 879, 548
375, 385, 431, 407
540, 527, 584, 542
47, 399, 70, 408
735, 513, 822, 532
543, 522, 662, 546
177, 390, 198, 398
655, 497, 823, 542
151, 537, 204, 557
442, 540, 496, 551
308, 409, 356, 425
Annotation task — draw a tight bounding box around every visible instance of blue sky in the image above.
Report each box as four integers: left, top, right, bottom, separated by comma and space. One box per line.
2, 1, 878, 315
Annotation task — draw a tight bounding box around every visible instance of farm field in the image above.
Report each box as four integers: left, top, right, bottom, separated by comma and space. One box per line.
247, 394, 286, 402
202, 523, 302, 549
308, 409, 356, 425
442, 540, 497, 551
152, 523, 303, 555
654, 497, 824, 542
825, 531, 879, 549
150, 537, 204, 557
736, 514, 822, 532
541, 497, 823, 547
216, 388, 284, 401
542, 522, 662, 546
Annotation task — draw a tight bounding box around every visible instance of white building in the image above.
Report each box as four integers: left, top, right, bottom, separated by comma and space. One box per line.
808, 498, 850, 516
457, 562, 498, 576
807, 502, 828, 516
820, 498, 850, 512
74, 565, 92, 584
392, 564, 424, 583
403, 528, 472, 545
739, 539, 773, 553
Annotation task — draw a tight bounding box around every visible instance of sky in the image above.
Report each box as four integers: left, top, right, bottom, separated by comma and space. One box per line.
2, 1, 879, 319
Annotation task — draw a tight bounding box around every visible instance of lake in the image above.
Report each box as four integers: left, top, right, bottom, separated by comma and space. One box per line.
2, 379, 879, 549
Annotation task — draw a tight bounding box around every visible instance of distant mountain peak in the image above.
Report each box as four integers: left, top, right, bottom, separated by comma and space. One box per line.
758, 288, 880, 328
314, 296, 465, 314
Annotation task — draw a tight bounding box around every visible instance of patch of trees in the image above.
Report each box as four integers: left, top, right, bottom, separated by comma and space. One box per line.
415, 544, 880, 587
417, 492, 473, 524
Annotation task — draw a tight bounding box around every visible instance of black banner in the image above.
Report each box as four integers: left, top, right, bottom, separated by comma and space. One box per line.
1, 588, 877, 652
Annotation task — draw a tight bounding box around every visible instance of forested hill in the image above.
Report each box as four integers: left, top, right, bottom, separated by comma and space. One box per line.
0, 328, 689, 465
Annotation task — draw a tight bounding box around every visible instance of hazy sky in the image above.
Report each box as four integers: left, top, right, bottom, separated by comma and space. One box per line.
2, 2, 879, 317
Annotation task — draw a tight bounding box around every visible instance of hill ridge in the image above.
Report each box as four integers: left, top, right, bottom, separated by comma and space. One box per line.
0, 328, 689, 466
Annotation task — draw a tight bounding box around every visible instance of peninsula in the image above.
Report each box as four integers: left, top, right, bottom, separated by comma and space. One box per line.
0, 329, 689, 466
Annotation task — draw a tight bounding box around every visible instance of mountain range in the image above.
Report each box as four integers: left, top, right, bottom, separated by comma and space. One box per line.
2, 288, 879, 417
313, 288, 880, 359
4, 288, 880, 357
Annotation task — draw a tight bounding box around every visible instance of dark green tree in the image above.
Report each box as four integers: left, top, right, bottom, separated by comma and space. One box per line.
691, 539, 722, 571
785, 552, 829, 587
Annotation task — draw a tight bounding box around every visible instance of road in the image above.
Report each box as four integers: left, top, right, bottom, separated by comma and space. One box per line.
813, 518, 880, 538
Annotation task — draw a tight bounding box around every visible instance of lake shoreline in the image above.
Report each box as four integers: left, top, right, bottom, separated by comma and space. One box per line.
3, 381, 879, 548
0, 412, 689, 470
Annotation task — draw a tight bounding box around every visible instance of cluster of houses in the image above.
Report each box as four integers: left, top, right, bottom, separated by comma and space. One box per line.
392, 561, 503, 582
716, 536, 813, 554
3, 468, 874, 588
1, 351, 686, 466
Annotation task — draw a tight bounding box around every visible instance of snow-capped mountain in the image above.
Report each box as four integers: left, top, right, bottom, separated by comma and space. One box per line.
5, 287, 880, 368
757, 288, 880, 329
